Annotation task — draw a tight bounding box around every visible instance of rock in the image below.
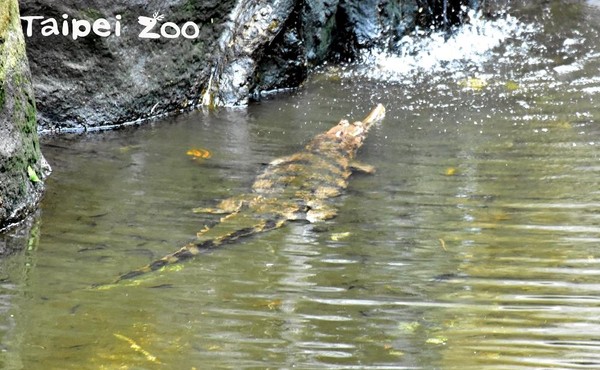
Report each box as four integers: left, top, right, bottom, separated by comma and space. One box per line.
251, 0, 340, 98
204, 0, 296, 106
0, 0, 48, 231
251, 0, 476, 97
300, 0, 342, 65
21, 0, 237, 131
20, 0, 476, 130
0, 213, 39, 257
415, 0, 466, 30
251, 0, 422, 96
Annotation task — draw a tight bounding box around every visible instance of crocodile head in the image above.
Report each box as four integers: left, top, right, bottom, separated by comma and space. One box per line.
312, 104, 386, 157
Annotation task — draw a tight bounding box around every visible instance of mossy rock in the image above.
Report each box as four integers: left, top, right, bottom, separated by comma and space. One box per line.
0, 0, 46, 230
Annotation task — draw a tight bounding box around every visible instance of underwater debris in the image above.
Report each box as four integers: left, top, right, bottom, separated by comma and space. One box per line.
113, 333, 161, 364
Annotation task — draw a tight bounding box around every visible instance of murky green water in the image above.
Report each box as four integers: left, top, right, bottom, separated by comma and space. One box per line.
2, 1, 600, 368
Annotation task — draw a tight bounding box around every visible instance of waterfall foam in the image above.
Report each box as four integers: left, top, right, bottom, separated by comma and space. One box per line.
345, 9, 539, 83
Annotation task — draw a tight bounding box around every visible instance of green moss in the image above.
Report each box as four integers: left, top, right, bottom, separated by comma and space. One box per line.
82, 8, 104, 21
25, 97, 37, 133
315, 14, 337, 60
2, 150, 25, 173
0, 1, 12, 37
0, 0, 42, 178
181, 0, 198, 17
0, 0, 26, 83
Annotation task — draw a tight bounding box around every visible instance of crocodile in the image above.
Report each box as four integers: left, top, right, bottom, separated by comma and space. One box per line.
110, 104, 385, 285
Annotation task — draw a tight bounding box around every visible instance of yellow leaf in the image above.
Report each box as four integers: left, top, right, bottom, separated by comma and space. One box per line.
459, 77, 487, 90
398, 321, 421, 333
186, 148, 212, 159
426, 336, 448, 345
331, 232, 352, 241
439, 239, 448, 251
253, 299, 283, 310
113, 333, 161, 363
505, 80, 520, 91
267, 299, 283, 310
444, 167, 457, 176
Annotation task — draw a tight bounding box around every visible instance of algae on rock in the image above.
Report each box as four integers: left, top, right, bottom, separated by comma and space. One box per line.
0, 0, 48, 230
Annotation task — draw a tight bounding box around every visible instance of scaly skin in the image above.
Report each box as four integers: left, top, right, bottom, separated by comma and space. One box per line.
109, 104, 385, 285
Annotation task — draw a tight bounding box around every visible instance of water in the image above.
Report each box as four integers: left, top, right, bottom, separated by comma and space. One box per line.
1, 1, 600, 368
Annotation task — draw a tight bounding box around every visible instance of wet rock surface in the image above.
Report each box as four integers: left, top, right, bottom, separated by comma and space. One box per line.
0, 0, 47, 231
206, 0, 297, 107
21, 0, 236, 131
0, 214, 38, 256
19, 0, 476, 131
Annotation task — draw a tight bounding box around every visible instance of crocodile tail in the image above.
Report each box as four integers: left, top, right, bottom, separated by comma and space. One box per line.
113, 239, 213, 282
111, 216, 287, 285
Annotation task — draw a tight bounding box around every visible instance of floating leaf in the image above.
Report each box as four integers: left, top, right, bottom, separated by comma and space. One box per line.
186, 148, 212, 159
267, 299, 283, 310
485, 352, 501, 360
505, 80, 520, 91
117, 145, 139, 153
398, 321, 421, 334
253, 299, 283, 310
383, 344, 405, 356
331, 231, 352, 241
27, 166, 41, 183
491, 210, 511, 222
426, 336, 448, 345
459, 77, 487, 90
444, 167, 457, 176
113, 333, 160, 363
554, 120, 572, 130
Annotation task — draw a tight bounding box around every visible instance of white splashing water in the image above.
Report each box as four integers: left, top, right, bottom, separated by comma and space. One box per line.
348, 10, 539, 82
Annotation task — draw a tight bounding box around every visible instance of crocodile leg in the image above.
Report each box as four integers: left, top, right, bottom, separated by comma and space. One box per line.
349, 161, 376, 174
192, 194, 256, 214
